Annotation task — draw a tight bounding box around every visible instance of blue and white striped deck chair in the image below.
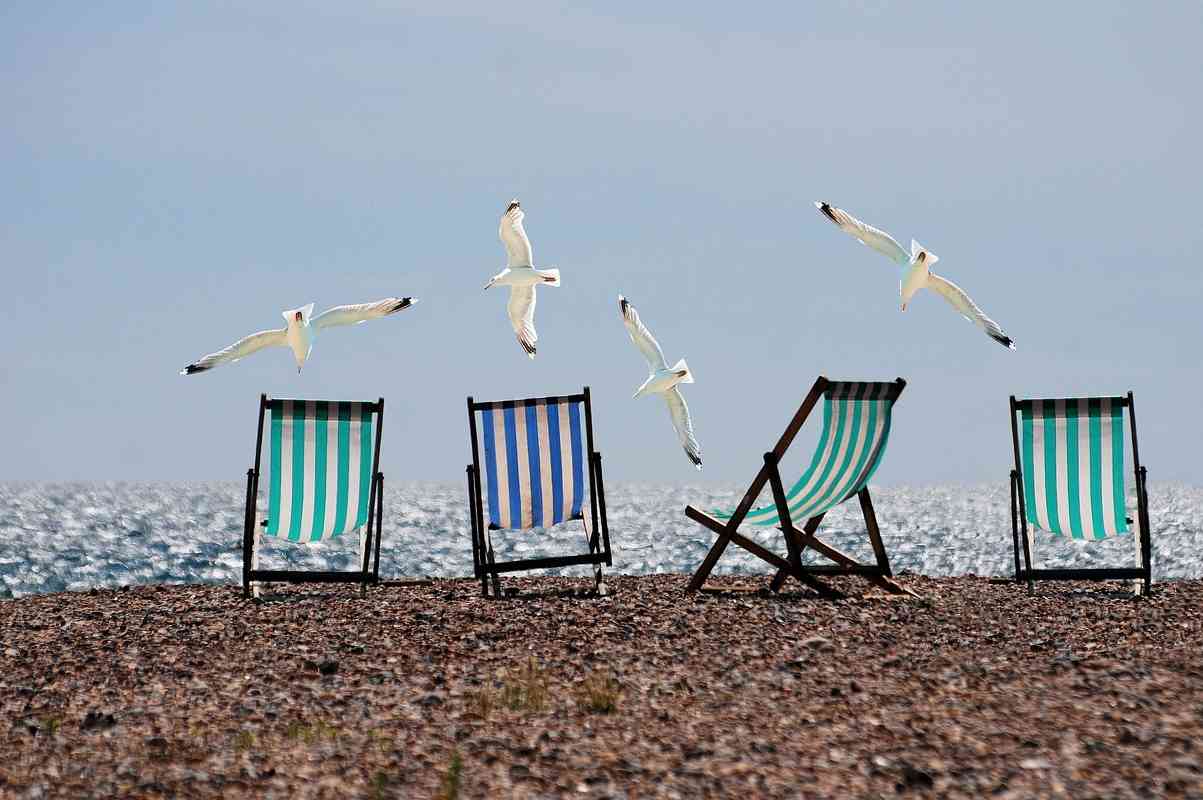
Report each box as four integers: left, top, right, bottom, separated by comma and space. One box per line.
685, 377, 913, 597
242, 395, 386, 598
465, 387, 612, 598
1009, 393, 1152, 595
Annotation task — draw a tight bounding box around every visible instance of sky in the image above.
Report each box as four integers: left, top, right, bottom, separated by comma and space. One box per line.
2, 1, 1201, 485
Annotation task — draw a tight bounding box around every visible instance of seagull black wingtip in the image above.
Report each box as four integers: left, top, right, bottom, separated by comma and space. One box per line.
817, 202, 840, 225
181, 364, 209, 376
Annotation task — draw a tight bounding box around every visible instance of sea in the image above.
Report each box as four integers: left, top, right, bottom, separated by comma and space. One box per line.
0, 482, 1199, 598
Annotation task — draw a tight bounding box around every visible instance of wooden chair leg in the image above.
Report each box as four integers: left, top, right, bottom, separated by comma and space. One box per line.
771, 515, 824, 592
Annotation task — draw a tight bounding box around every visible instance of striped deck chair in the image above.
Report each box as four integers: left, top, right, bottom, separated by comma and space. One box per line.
1009, 393, 1152, 595
686, 377, 914, 598
242, 395, 385, 598
465, 387, 612, 598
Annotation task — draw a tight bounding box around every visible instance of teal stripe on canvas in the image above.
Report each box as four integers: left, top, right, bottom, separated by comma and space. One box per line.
787, 397, 851, 519
288, 402, 306, 541
1087, 399, 1105, 536
1064, 405, 1083, 539
1110, 402, 1128, 534
333, 403, 352, 536
732, 396, 834, 524
1021, 408, 1038, 531
267, 403, 284, 536
1041, 403, 1061, 535
836, 389, 881, 504
310, 403, 328, 542
355, 403, 373, 532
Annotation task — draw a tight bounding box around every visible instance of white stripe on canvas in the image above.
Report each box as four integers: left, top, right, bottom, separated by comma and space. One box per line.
344, 405, 363, 534
1075, 398, 1095, 539
797, 397, 858, 522
558, 402, 574, 522
323, 401, 340, 538
277, 401, 295, 538
492, 407, 511, 528
1099, 399, 1119, 537
1053, 400, 1070, 536
795, 394, 866, 523
536, 402, 554, 528
1029, 405, 1052, 532
512, 404, 532, 528
300, 402, 317, 541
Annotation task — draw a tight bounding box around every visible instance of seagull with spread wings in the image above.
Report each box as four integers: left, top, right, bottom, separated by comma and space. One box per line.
483, 200, 561, 359
180, 297, 417, 375
815, 201, 1015, 350
619, 294, 702, 470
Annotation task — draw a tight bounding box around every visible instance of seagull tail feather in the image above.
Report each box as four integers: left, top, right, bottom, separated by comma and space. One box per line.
536, 268, 560, 287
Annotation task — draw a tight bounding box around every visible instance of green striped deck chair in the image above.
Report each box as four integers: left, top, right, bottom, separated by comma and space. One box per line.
242, 395, 385, 598
686, 376, 914, 598
1009, 393, 1152, 595
465, 387, 612, 598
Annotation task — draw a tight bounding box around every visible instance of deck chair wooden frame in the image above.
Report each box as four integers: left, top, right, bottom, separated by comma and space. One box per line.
465, 387, 612, 598
1009, 392, 1152, 595
686, 376, 914, 598
242, 394, 386, 598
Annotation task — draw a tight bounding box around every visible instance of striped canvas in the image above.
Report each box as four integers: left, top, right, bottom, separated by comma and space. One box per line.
1020, 399, 1129, 539
479, 399, 587, 530
716, 382, 897, 527
265, 399, 375, 542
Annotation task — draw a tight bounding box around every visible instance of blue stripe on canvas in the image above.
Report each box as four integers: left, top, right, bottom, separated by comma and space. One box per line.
503, 406, 522, 529
546, 399, 564, 525
482, 409, 500, 528
568, 402, 584, 519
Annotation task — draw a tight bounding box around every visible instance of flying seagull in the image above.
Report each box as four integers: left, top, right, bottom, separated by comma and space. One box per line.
483, 200, 560, 359
619, 294, 702, 469
815, 201, 1015, 350
180, 297, 417, 375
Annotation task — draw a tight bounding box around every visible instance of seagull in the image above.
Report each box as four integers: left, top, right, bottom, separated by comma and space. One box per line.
180, 297, 417, 375
815, 201, 1015, 350
619, 295, 702, 469
483, 200, 560, 359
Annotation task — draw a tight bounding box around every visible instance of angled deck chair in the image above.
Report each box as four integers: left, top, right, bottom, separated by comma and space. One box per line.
1009, 393, 1152, 595
242, 395, 385, 598
465, 387, 612, 598
686, 376, 914, 598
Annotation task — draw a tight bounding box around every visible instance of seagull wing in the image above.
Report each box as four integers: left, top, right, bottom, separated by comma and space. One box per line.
181, 328, 287, 375
507, 285, 538, 358
312, 297, 417, 330
926, 273, 1015, 350
499, 200, 533, 267
619, 295, 668, 371
815, 202, 910, 266
665, 387, 702, 469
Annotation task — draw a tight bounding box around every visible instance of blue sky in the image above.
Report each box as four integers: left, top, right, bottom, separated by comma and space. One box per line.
2, 1, 1200, 484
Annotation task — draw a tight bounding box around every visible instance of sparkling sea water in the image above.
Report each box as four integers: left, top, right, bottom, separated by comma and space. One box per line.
0, 482, 1199, 598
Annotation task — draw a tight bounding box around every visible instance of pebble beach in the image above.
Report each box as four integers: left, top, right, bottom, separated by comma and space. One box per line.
4, 574, 1203, 798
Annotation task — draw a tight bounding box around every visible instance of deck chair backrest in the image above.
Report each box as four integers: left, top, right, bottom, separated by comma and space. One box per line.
1016, 397, 1133, 540
732, 380, 900, 527
475, 395, 589, 530
265, 399, 378, 542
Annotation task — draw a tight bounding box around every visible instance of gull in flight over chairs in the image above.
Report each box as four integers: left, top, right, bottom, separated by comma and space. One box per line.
483, 200, 561, 359
180, 297, 418, 375
815, 201, 1015, 350
619, 294, 702, 469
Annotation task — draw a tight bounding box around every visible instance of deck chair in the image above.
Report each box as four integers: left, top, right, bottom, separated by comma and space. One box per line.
242, 395, 385, 598
686, 376, 913, 598
465, 387, 612, 598
1009, 393, 1152, 595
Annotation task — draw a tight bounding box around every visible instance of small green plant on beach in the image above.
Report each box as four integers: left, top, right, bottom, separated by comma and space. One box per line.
500, 657, 549, 712
284, 720, 339, 744
234, 730, 256, 751
468, 685, 497, 719
576, 672, 621, 714
368, 770, 393, 800
40, 717, 61, 736
436, 750, 463, 800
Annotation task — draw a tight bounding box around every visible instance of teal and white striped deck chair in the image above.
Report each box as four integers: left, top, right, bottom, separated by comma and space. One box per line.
686, 376, 914, 597
1009, 393, 1152, 595
242, 395, 386, 598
